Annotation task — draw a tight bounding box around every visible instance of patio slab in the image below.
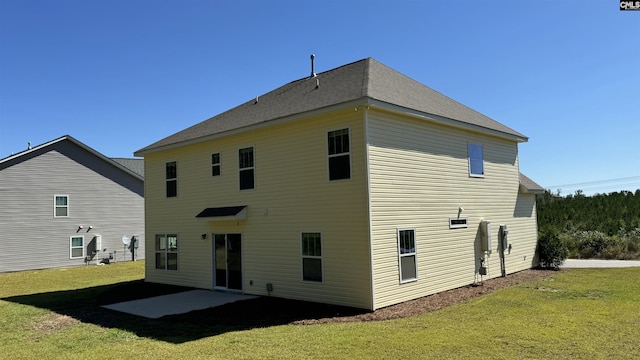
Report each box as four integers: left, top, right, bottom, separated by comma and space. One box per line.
102, 290, 257, 319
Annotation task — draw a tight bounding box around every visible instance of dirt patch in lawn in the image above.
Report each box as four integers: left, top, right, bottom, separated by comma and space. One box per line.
30, 312, 80, 335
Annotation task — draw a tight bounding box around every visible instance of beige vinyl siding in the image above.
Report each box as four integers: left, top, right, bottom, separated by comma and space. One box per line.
366, 109, 537, 309
144, 108, 373, 309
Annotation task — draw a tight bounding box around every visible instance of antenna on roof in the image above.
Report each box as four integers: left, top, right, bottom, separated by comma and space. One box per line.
310, 54, 317, 78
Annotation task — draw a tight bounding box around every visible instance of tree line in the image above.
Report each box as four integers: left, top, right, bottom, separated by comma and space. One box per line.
536, 189, 640, 262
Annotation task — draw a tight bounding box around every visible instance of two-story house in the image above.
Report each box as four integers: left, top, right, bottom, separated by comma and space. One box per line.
134, 57, 543, 310
0, 135, 145, 272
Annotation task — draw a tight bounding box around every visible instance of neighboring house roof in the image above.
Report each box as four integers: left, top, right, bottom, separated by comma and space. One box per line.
111, 158, 144, 177
135, 57, 527, 156
519, 173, 545, 194
0, 135, 144, 181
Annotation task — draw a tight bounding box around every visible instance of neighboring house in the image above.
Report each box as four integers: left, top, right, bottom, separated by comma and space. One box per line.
134, 57, 544, 310
0, 135, 145, 273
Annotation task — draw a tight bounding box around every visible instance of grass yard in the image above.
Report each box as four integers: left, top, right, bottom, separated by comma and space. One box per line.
1, 262, 639, 359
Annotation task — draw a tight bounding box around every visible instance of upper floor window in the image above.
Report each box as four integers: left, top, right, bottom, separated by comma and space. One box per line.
166, 161, 177, 197
211, 153, 221, 176
239, 147, 254, 190
328, 128, 351, 180
468, 143, 484, 177
54, 195, 69, 217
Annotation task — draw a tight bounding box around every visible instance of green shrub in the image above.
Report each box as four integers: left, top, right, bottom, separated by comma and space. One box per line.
537, 227, 569, 269
574, 230, 611, 258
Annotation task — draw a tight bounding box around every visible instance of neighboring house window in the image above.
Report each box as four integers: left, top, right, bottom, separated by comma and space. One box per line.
70, 236, 84, 259
166, 161, 177, 197
239, 147, 254, 190
155, 234, 178, 270
328, 128, 351, 181
468, 143, 484, 177
54, 195, 69, 217
301, 232, 322, 282
211, 153, 221, 176
398, 229, 417, 282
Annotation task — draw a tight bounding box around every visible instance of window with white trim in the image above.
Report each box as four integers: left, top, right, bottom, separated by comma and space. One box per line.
239, 147, 254, 190
468, 143, 484, 177
301, 232, 322, 282
54, 195, 69, 217
155, 234, 178, 270
166, 161, 177, 197
328, 128, 351, 180
70, 235, 84, 259
211, 153, 221, 176
398, 229, 417, 282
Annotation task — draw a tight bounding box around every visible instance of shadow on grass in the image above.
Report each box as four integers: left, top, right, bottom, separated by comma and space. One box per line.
2, 280, 366, 343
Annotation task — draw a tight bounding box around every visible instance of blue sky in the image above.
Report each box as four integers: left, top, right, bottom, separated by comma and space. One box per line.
1, 0, 638, 195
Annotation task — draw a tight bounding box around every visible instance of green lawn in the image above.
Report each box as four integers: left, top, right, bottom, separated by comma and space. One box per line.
1, 262, 639, 359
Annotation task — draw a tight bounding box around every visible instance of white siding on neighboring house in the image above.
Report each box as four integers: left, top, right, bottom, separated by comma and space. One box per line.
366, 109, 537, 309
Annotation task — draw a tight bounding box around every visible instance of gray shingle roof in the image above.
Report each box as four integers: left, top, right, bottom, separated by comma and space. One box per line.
136, 58, 526, 155
519, 173, 545, 194
0, 135, 144, 181
111, 158, 144, 177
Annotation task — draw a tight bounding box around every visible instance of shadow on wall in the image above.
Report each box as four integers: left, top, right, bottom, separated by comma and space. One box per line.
513, 192, 535, 218
474, 222, 487, 282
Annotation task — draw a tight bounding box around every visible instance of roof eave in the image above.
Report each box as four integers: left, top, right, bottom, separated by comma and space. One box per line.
134, 98, 369, 156
365, 99, 528, 143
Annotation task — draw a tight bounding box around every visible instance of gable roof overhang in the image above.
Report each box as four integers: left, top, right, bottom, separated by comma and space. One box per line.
0, 135, 144, 181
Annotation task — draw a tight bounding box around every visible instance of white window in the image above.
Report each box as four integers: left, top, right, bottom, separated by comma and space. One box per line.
54, 195, 69, 217
211, 153, 221, 176
468, 143, 484, 177
328, 128, 351, 181
398, 229, 417, 283
301, 232, 322, 282
70, 236, 84, 259
239, 147, 254, 190
166, 161, 177, 197
155, 234, 178, 270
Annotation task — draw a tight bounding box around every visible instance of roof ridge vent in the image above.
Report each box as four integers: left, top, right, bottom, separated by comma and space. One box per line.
310, 54, 317, 78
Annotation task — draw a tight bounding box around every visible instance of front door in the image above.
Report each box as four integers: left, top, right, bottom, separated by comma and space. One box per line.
213, 233, 242, 290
